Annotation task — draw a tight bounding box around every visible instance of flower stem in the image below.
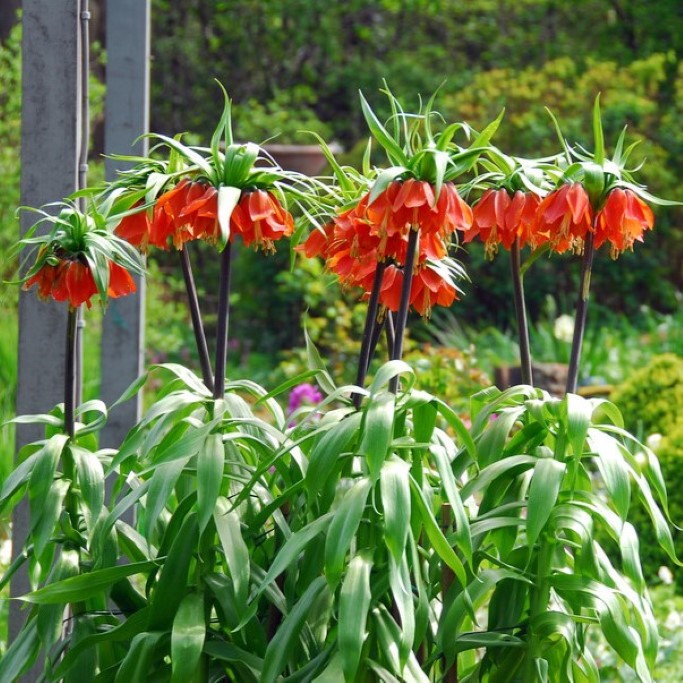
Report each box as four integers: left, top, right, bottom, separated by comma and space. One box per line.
367, 307, 387, 368
389, 229, 419, 393
510, 238, 533, 386
523, 536, 553, 683
385, 311, 395, 356
214, 242, 233, 399
353, 262, 387, 409
65, 307, 79, 437
566, 231, 595, 394
179, 247, 214, 393
441, 504, 458, 682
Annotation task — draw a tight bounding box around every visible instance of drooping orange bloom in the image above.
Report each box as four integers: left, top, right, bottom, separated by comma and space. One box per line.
25, 259, 136, 309
466, 189, 541, 257
377, 179, 472, 239
230, 189, 294, 252
535, 183, 592, 254
299, 178, 467, 317
114, 202, 151, 251
24, 262, 60, 300
594, 188, 654, 258
108, 262, 137, 298
50, 261, 98, 308
409, 264, 459, 316
150, 179, 193, 249
298, 222, 335, 260
177, 183, 219, 246
378, 262, 458, 316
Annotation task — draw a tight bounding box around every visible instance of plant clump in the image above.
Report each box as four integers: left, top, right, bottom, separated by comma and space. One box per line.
611, 353, 683, 436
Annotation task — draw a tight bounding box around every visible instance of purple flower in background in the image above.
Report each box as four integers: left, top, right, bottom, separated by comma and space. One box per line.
288, 383, 323, 414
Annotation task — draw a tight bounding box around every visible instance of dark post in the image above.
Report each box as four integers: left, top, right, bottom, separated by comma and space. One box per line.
11, 0, 80, 657
99, 0, 151, 447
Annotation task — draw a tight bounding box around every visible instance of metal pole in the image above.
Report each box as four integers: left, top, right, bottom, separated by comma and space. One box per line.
99, 0, 150, 448
11, 0, 81, 664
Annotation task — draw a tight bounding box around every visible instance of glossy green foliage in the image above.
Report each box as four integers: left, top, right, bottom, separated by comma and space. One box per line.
4, 359, 676, 682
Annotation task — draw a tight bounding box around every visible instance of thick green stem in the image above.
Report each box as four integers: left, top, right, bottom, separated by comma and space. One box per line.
441, 504, 458, 682
353, 262, 387, 409
389, 229, 419, 393
566, 231, 595, 394
214, 243, 233, 399
510, 238, 533, 386
524, 537, 553, 682
65, 307, 78, 437
179, 247, 214, 393
63, 306, 85, 618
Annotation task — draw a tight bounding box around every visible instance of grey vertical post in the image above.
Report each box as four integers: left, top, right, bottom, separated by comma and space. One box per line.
99, 0, 150, 448
11, 0, 81, 649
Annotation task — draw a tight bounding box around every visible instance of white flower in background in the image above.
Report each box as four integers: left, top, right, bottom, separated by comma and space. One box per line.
0, 538, 11, 566
646, 433, 663, 452
658, 565, 674, 585
665, 608, 682, 631
553, 314, 575, 343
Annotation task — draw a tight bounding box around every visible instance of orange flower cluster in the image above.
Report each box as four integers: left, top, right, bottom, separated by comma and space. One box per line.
300, 179, 472, 316
25, 259, 136, 309
465, 188, 541, 257
115, 181, 294, 253
466, 185, 653, 257
594, 188, 654, 257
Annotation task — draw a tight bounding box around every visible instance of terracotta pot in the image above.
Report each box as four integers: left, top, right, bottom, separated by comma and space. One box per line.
495, 362, 569, 397
262, 143, 341, 175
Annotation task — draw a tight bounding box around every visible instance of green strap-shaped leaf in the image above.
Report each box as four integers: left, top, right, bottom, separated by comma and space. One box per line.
256, 513, 333, 596
143, 456, 191, 541
359, 392, 395, 482
373, 606, 430, 683
214, 497, 250, 609
324, 478, 372, 587
171, 592, 206, 683
149, 514, 199, 631
430, 444, 472, 565
388, 553, 414, 670
304, 326, 336, 396
619, 522, 645, 592
564, 392, 592, 458
217, 185, 241, 250
72, 445, 105, 536
368, 166, 408, 204
32, 478, 69, 558
339, 552, 373, 682
113, 631, 165, 683
0, 616, 40, 682
36, 549, 80, 651
22, 560, 158, 605
197, 433, 225, 533
592, 94, 605, 165
202, 640, 263, 678
368, 360, 414, 395
460, 454, 538, 501
526, 457, 566, 551
27, 435, 63, 534
305, 412, 361, 500
588, 429, 631, 522
1, 434, 67, 514
359, 91, 409, 167
380, 457, 411, 563
409, 476, 466, 588
261, 576, 329, 683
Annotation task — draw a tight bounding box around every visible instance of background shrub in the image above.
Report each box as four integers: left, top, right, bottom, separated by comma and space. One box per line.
610, 353, 683, 437
610, 353, 683, 589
